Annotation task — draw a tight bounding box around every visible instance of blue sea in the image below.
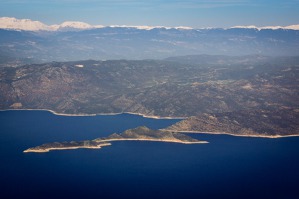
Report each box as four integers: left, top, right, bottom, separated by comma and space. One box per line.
0, 110, 298, 199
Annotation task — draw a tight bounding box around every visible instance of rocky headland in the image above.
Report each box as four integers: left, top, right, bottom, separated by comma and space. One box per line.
24, 126, 207, 153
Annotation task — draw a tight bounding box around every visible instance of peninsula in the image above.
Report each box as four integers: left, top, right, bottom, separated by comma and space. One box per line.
24, 126, 207, 153
164, 108, 299, 138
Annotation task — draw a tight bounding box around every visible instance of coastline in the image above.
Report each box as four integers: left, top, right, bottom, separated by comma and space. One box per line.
2, 109, 298, 139
0, 108, 186, 119
23, 143, 112, 153
96, 138, 209, 144
165, 130, 299, 139
23, 139, 208, 153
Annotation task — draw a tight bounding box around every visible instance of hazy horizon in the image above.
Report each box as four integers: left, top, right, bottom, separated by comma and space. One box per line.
1, 0, 298, 28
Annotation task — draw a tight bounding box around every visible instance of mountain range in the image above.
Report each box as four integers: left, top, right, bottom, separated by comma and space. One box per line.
0, 17, 194, 31
1, 18, 299, 65
0, 17, 298, 136
1, 17, 299, 32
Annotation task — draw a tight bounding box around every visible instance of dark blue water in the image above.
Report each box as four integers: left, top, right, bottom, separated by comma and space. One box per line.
0, 110, 299, 199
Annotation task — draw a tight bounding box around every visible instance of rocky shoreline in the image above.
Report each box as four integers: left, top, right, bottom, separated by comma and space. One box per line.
23, 126, 208, 153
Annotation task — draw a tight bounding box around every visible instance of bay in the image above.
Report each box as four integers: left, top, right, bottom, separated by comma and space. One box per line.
0, 110, 298, 199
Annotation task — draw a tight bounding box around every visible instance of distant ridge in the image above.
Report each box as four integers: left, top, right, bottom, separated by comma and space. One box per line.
232, 25, 299, 30
0, 17, 94, 31
1, 17, 299, 31
0, 17, 194, 31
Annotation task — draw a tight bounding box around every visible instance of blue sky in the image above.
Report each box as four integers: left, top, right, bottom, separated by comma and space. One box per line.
0, 0, 298, 28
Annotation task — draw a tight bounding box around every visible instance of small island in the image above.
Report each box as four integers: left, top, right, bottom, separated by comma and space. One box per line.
24, 126, 208, 153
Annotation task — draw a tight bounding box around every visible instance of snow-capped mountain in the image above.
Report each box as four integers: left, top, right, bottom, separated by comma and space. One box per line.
107, 25, 193, 30
0, 17, 95, 31
232, 25, 299, 30
0, 16, 299, 64
53, 21, 93, 30
0, 17, 53, 31
0, 17, 193, 31
1, 17, 299, 32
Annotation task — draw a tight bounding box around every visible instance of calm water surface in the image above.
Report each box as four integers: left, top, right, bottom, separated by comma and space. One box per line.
0, 110, 298, 199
